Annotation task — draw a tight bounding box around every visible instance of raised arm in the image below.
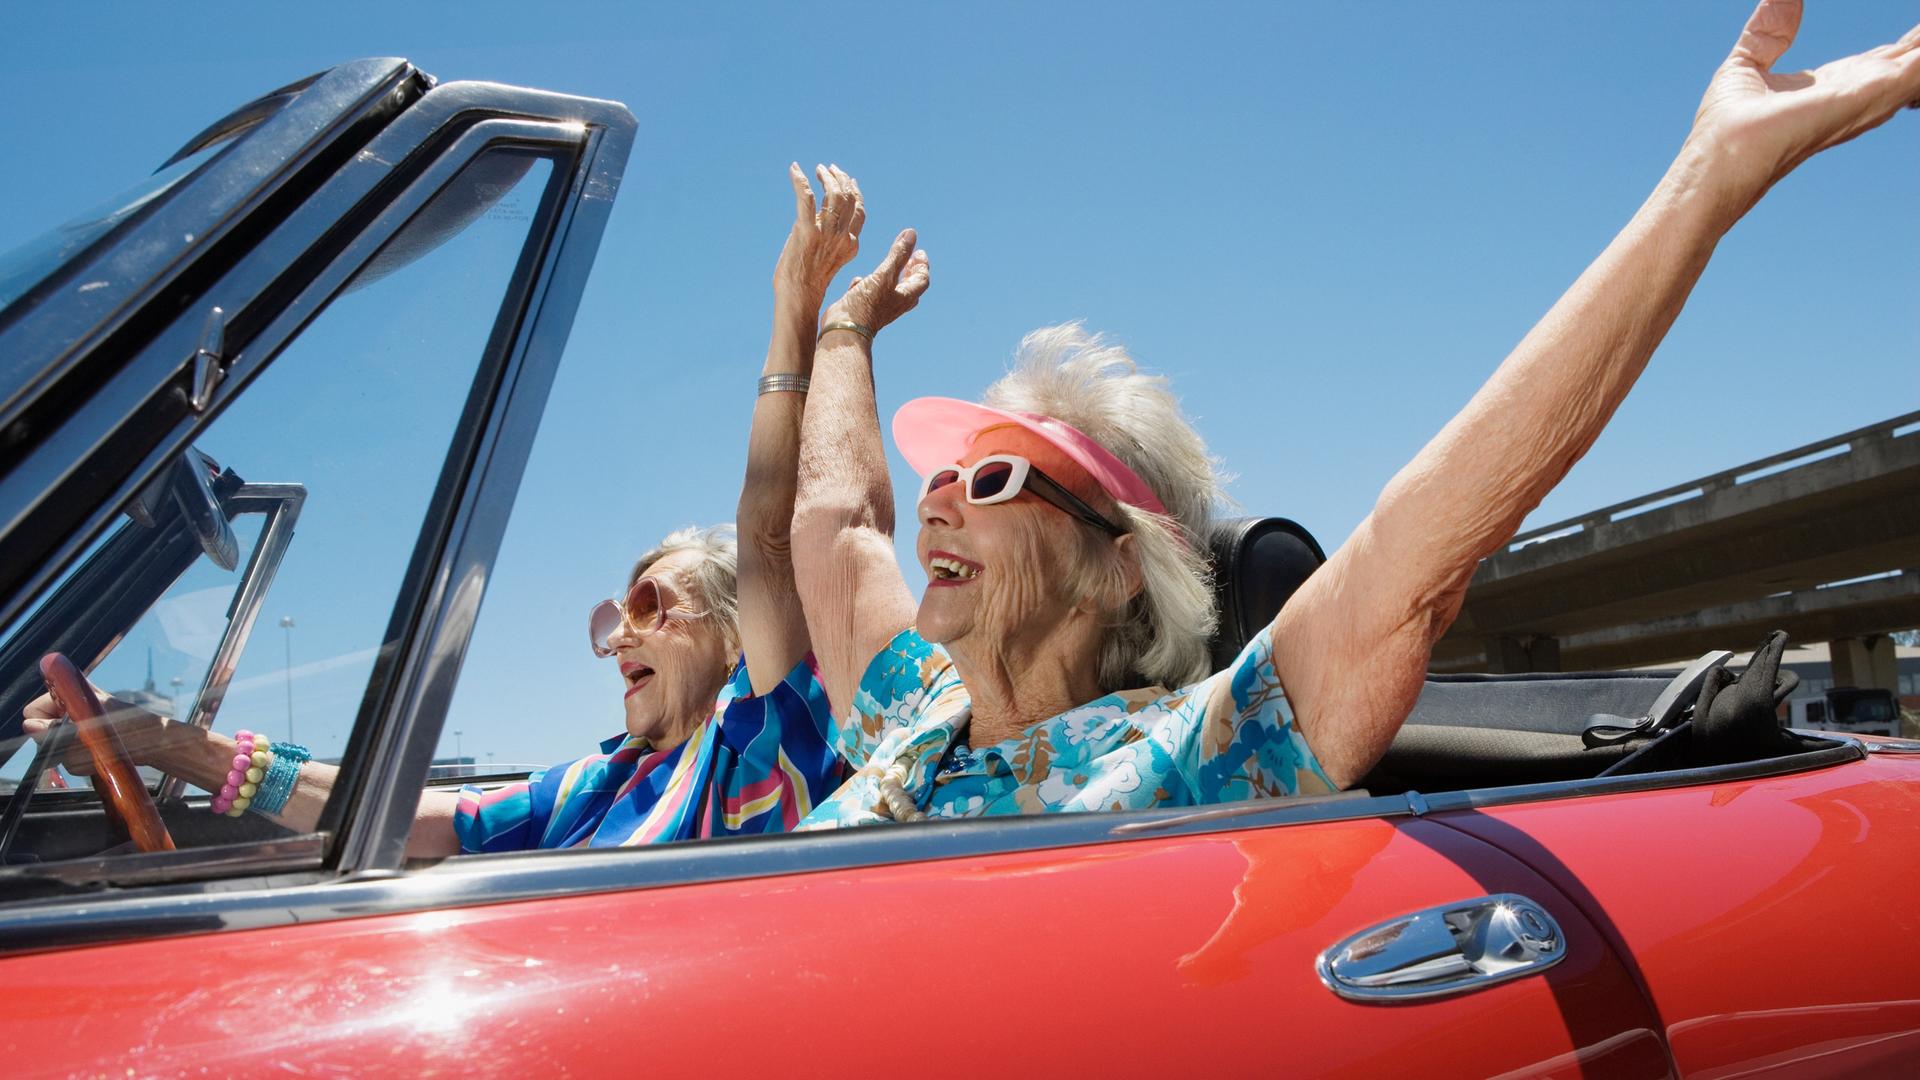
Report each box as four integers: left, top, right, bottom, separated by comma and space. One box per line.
736, 165, 865, 694
792, 226, 931, 717
1274, 0, 1920, 788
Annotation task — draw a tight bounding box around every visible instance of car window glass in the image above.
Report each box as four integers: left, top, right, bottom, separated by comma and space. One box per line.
0, 504, 268, 788
194, 152, 554, 765
0, 140, 230, 316
71, 517, 270, 732
439, 305, 745, 781
0, 150, 556, 867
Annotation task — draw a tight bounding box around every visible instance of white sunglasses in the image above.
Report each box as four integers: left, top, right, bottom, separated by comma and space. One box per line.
918, 454, 1126, 536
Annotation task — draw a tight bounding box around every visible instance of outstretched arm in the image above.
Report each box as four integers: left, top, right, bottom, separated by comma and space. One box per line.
792, 227, 931, 717
21, 692, 462, 858
1274, 0, 1920, 788
737, 164, 864, 694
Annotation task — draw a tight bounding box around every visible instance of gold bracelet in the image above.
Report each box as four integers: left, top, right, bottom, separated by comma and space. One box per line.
818, 320, 875, 343
757, 373, 810, 395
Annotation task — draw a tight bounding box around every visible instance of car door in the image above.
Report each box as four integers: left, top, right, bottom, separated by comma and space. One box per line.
1433, 750, 1920, 1076
0, 51, 631, 1028
0, 802, 1672, 1077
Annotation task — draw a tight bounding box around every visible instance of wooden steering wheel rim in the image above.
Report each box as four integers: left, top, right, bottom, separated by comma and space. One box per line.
39, 652, 176, 853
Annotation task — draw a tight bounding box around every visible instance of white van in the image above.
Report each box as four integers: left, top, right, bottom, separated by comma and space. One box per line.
1790, 688, 1901, 737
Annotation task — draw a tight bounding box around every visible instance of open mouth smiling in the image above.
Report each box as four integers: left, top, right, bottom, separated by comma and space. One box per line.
620, 661, 655, 698
927, 550, 983, 586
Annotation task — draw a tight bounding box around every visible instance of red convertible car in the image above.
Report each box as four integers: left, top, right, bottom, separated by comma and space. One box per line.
0, 61, 1916, 1078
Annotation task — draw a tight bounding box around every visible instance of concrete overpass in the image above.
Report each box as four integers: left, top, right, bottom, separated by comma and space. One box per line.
1433, 411, 1920, 688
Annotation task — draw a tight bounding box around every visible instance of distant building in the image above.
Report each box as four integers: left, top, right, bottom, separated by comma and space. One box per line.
110, 649, 175, 720
1776, 641, 1920, 713
429, 756, 477, 779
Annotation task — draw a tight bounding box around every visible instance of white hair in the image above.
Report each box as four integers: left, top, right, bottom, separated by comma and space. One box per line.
982, 323, 1224, 690
630, 524, 740, 652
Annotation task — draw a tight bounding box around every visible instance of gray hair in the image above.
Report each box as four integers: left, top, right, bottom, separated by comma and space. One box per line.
982, 323, 1224, 690
630, 524, 740, 653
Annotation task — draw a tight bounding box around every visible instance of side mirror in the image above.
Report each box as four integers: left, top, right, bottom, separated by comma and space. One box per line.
173, 448, 239, 571
125, 448, 239, 571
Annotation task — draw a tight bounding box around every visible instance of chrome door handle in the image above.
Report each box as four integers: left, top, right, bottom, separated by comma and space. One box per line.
1316, 893, 1565, 1003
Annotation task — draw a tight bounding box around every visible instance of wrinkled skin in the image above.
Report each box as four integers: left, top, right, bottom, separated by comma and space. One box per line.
794, 1, 1920, 785
608, 549, 734, 747
1692, 1, 1920, 209
821, 225, 929, 335
914, 426, 1141, 744
776, 162, 864, 313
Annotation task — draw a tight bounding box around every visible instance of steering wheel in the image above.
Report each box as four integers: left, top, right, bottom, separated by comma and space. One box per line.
40, 652, 176, 853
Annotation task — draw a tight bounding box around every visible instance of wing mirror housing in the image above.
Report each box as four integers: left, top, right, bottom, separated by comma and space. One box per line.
125, 447, 241, 571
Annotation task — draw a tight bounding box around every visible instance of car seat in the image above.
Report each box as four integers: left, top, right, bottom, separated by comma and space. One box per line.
1206, 516, 1327, 671
1205, 516, 1651, 790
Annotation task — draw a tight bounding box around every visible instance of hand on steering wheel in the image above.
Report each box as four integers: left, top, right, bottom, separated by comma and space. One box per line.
37, 652, 175, 853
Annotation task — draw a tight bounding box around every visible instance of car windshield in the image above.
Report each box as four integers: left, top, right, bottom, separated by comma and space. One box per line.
1841, 697, 1895, 724
0, 139, 231, 317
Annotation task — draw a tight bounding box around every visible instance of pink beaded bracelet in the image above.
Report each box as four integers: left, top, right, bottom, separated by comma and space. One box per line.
211, 730, 274, 816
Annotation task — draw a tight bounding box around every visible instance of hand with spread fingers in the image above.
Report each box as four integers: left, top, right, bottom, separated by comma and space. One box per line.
775, 163, 865, 316
786, 1, 1920, 824
821, 226, 931, 341
1689, 0, 1920, 211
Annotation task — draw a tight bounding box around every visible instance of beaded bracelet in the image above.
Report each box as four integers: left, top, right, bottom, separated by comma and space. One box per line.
212, 731, 273, 816
251, 741, 311, 816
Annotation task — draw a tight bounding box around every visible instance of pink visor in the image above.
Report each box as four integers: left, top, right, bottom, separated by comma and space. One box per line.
891, 397, 1167, 516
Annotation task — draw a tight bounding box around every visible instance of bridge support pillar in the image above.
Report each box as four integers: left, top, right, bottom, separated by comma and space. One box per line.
1487, 634, 1561, 674
1830, 634, 1899, 692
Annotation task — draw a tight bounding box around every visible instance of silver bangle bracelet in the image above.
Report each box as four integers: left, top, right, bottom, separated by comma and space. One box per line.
817, 320, 875, 343
758, 373, 810, 395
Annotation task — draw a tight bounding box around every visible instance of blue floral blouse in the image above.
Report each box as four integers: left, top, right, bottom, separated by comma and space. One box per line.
797, 624, 1332, 828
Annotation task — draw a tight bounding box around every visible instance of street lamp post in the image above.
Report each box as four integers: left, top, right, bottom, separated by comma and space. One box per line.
278, 616, 296, 743
454, 729, 464, 773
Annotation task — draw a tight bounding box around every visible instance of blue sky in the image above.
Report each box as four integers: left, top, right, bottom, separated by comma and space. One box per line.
2, 1, 1915, 768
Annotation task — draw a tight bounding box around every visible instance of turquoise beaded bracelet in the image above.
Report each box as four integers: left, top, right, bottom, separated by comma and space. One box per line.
251, 741, 310, 815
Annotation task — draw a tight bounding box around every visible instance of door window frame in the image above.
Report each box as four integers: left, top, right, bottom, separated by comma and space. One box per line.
0, 76, 635, 914
0, 59, 427, 614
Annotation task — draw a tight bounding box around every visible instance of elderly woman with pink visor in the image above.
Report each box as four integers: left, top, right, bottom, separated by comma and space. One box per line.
790, 2, 1920, 826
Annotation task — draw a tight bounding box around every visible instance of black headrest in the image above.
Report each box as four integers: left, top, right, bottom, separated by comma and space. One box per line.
1207, 516, 1327, 670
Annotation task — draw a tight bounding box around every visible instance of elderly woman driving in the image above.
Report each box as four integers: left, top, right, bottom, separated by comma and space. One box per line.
22, 164, 869, 854
790, 1, 1920, 826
